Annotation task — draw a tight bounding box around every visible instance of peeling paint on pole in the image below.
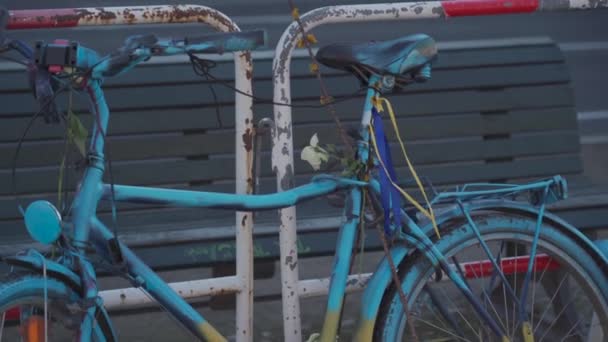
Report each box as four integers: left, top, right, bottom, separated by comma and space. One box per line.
8, 5, 254, 341
272, 1, 607, 341
7, 5, 240, 31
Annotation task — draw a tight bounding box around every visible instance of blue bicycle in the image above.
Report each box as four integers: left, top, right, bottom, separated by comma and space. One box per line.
0, 7, 607, 341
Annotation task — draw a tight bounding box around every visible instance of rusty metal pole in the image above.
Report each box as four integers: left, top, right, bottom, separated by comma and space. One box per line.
8, 5, 255, 341
272, 0, 608, 340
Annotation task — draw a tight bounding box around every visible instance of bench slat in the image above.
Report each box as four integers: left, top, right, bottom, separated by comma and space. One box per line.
0, 153, 583, 238
0, 84, 575, 142
0, 122, 580, 169
0, 63, 571, 116
1, 142, 581, 195
0, 44, 564, 89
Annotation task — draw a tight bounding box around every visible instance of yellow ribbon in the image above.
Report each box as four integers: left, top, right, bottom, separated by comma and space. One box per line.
291, 8, 300, 20
369, 96, 440, 238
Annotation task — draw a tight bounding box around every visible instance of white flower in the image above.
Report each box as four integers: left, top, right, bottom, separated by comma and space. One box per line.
310, 132, 319, 147
305, 333, 320, 342
301, 133, 329, 171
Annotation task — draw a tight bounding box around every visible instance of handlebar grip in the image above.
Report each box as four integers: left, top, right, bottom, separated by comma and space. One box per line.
103, 52, 132, 77
184, 30, 266, 54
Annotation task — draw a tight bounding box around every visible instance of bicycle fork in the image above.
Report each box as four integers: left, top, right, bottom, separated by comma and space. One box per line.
318, 187, 363, 342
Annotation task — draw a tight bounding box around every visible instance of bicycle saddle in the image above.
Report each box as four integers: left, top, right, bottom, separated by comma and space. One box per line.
316, 33, 437, 85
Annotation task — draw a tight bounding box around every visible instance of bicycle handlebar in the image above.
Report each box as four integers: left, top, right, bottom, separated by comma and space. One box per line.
0, 10, 265, 74
183, 30, 266, 54
89, 30, 266, 78
0, 23, 265, 127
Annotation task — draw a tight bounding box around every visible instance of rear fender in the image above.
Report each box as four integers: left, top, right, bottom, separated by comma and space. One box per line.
3, 250, 81, 293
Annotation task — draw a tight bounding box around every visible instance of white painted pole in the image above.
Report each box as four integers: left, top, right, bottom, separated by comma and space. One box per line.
9, 5, 255, 340
271, 2, 607, 340
100, 276, 241, 310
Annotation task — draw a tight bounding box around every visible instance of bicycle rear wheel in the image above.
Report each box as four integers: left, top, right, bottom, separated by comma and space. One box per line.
0, 272, 113, 341
374, 211, 608, 341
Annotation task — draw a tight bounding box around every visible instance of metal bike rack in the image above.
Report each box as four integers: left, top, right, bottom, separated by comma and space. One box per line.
8, 5, 256, 341
271, 0, 608, 340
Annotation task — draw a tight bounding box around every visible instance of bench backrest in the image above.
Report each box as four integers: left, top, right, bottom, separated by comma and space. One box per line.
0, 37, 581, 246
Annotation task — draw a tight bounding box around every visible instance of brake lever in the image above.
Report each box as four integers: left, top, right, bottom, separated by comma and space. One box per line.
123, 34, 158, 50
123, 34, 157, 60
102, 34, 157, 77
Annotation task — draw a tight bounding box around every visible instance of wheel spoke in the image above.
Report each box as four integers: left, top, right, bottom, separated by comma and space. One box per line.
533, 273, 568, 334
388, 220, 606, 342
559, 315, 583, 342
457, 201, 519, 304
426, 295, 451, 332
477, 253, 491, 319
520, 191, 549, 325
487, 242, 506, 291
0, 311, 5, 342
503, 280, 510, 340
452, 253, 507, 338
483, 287, 510, 337
538, 286, 580, 342
411, 315, 473, 342
437, 282, 481, 340
465, 255, 509, 336
510, 243, 519, 341
425, 284, 464, 337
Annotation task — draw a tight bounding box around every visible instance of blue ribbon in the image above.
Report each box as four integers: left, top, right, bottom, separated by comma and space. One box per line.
372, 107, 402, 236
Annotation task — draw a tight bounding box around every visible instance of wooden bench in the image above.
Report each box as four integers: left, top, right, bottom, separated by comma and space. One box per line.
0, 36, 604, 275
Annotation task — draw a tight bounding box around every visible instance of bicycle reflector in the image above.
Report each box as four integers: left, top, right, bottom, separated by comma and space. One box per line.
24, 200, 62, 245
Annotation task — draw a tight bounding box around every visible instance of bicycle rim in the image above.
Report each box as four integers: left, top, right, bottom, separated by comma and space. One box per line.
375, 213, 608, 342
0, 274, 111, 341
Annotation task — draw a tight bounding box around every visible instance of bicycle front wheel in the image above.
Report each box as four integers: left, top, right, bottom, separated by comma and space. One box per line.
374, 211, 608, 342
0, 272, 113, 341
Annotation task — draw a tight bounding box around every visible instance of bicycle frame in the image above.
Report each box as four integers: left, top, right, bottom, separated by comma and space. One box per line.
0, 40, 572, 340
271, 2, 608, 341
65, 70, 433, 340
61, 71, 378, 340
47, 71, 570, 341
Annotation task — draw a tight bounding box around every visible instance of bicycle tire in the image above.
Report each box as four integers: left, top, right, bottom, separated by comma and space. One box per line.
0, 272, 114, 341
373, 211, 608, 341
